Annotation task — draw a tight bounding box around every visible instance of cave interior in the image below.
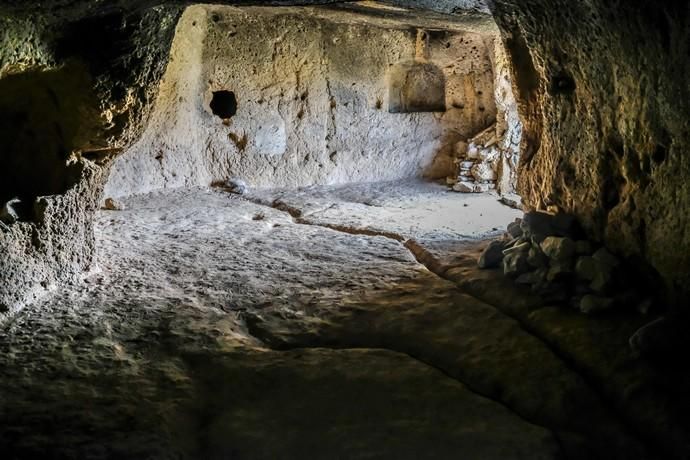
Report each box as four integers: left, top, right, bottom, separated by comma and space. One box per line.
0, 1, 689, 459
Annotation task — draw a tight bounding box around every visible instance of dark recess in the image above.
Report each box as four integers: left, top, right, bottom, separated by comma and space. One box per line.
550, 72, 576, 95
210, 90, 238, 119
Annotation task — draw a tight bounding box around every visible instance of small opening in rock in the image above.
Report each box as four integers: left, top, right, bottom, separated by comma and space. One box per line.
652, 145, 667, 164
210, 90, 237, 119
550, 73, 576, 94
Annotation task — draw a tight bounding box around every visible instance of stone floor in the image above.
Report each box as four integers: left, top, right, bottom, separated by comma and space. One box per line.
0, 181, 687, 459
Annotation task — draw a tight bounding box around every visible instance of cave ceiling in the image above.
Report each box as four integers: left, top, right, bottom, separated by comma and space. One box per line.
1, 0, 492, 26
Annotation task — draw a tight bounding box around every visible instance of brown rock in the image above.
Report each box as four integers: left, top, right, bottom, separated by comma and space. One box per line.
103, 198, 126, 211
503, 250, 530, 278
580, 295, 615, 314
540, 236, 575, 262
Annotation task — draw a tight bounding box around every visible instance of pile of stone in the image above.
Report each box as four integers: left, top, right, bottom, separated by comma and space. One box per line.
478, 210, 656, 315
450, 125, 500, 193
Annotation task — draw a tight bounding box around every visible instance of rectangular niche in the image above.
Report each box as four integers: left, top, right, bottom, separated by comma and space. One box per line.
388, 61, 447, 113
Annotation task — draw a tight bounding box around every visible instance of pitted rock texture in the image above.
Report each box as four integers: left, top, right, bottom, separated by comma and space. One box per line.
0, 159, 110, 316
1, 5, 182, 164
3, 0, 686, 310
3, 186, 679, 458
0, 1, 503, 332
450, 38, 522, 196
0, 5, 181, 311
105, 5, 501, 198
489, 0, 690, 304
1, 187, 564, 459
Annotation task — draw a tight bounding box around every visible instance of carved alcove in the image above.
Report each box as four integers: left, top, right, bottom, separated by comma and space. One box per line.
387, 61, 446, 113
388, 30, 446, 113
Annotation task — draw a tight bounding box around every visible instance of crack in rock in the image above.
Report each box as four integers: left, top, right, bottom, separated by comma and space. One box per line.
239, 192, 654, 457
294, 219, 406, 242
240, 317, 563, 442
404, 239, 659, 457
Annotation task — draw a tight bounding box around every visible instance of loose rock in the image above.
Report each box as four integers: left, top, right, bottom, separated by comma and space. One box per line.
503, 240, 530, 256
484, 211, 658, 319
521, 211, 580, 242
579, 295, 615, 314
471, 162, 497, 182
453, 181, 475, 193
224, 178, 248, 195
575, 256, 613, 293
507, 219, 523, 238
540, 236, 575, 263
499, 194, 522, 210
478, 240, 505, 269
527, 244, 548, 268
515, 269, 546, 285
547, 262, 574, 282
503, 250, 530, 278
574, 240, 593, 255
103, 198, 126, 211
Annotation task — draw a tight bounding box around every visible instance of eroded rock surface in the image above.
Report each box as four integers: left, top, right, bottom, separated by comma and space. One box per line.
489, 0, 690, 304
105, 5, 501, 197
1, 0, 688, 457
1, 188, 560, 458
0, 4, 182, 313
3, 186, 686, 458
0, 160, 110, 315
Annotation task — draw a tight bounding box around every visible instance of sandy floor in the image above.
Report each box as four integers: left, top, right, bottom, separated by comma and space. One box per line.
0, 182, 682, 459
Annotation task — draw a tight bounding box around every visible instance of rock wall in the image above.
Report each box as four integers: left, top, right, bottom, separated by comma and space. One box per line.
5, 0, 686, 311
0, 16, 53, 75
0, 160, 109, 315
105, 5, 498, 197
449, 36, 522, 196
491, 39, 522, 194
490, 0, 690, 305
0, 6, 181, 314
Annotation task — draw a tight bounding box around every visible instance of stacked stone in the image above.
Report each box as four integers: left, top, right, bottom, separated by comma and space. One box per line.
478, 210, 658, 315
450, 125, 500, 193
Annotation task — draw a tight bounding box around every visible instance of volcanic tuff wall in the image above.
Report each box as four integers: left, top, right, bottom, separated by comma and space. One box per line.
0, 0, 688, 311
0, 6, 182, 313
489, 0, 690, 305
105, 5, 498, 197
